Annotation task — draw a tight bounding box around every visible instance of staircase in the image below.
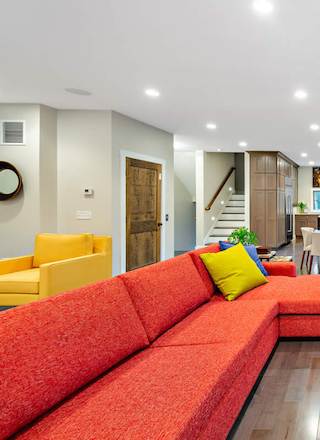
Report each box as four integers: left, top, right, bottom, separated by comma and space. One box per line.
206, 194, 246, 244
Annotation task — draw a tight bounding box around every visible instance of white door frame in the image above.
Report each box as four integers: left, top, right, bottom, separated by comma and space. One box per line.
120, 149, 166, 274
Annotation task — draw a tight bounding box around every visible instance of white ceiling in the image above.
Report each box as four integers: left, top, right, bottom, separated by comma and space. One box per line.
1, 0, 320, 165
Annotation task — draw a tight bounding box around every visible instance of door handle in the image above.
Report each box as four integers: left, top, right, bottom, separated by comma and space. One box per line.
158, 223, 163, 227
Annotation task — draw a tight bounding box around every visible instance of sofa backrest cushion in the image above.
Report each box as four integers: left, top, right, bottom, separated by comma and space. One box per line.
188, 243, 221, 295
120, 254, 210, 342
33, 233, 93, 267
0, 277, 149, 440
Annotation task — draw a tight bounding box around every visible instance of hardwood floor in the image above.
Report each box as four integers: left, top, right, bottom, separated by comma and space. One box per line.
229, 341, 320, 440
277, 237, 320, 276
229, 238, 320, 440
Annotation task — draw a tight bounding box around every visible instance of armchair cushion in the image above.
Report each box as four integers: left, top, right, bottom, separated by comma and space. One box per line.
0, 269, 39, 294
33, 234, 93, 268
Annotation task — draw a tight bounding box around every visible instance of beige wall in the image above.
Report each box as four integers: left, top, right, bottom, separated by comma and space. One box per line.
111, 111, 174, 275
57, 110, 112, 236
0, 104, 41, 257
1, 107, 174, 275
40, 105, 57, 233
298, 166, 313, 209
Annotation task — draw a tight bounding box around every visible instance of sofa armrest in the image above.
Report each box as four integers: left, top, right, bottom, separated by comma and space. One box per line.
262, 261, 296, 277
0, 255, 34, 275
39, 253, 112, 299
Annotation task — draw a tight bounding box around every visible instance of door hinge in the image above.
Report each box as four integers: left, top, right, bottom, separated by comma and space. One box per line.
159, 173, 162, 181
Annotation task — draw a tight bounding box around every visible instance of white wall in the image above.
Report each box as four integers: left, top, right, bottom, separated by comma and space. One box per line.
204, 152, 235, 236
174, 174, 196, 251
0, 104, 41, 257
174, 151, 196, 199
244, 152, 250, 228
111, 111, 174, 275
298, 166, 313, 209
57, 110, 112, 236
195, 151, 205, 247
39, 105, 57, 233
174, 151, 196, 251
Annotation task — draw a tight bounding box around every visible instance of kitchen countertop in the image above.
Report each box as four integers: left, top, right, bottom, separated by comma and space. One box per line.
295, 213, 320, 216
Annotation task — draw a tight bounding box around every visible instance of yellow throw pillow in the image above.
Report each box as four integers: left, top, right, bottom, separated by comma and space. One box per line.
33, 234, 93, 268
200, 243, 268, 301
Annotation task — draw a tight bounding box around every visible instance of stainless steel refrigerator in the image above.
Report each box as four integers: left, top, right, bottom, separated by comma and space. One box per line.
285, 178, 293, 244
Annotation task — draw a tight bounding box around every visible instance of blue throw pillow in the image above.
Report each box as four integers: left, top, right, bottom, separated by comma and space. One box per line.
219, 241, 269, 277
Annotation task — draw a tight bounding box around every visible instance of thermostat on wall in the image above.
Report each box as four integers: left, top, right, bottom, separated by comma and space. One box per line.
84, 188, 93, 196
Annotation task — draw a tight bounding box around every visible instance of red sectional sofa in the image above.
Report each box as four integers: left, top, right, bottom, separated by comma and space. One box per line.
2, 243, 320, 440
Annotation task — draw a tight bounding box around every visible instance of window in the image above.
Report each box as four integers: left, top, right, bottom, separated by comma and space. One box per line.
314, 190, 320, 211
0, 120, 26, 145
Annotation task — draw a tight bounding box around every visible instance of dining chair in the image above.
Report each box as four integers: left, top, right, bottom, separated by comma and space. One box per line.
301, 227, 314, 270
309, 231, 320, 274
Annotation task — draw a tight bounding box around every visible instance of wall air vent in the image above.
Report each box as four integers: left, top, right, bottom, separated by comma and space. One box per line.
1, 120, 25, 145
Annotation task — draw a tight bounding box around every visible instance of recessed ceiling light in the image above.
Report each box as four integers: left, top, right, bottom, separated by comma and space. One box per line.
217, 148, 221, 152
211, 216, 215, 221
145, 89, 160, 97
318, 143, 320, 147
253, 0, 273, 14
239, 142, 248, 147
310, 124, 320, 131
207, 123, 217, 130
294, 90, 308, 99
309, 161, 315, 165
229, 187, 233, 191
65, 88, 92, 96
221, 201, 224, 205
301, 153, 308, 157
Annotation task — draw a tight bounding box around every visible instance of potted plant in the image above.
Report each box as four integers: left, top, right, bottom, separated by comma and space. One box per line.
228, 227, 258, 246
295, 201, 308, 213
293, 200, 308, 214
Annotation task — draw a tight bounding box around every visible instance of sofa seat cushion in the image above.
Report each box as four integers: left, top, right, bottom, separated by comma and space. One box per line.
152, 300, 279, 348
120, 254, 210, 342
188, 243, 221, 296
15, 343, 253, 440
0, 277, 149, 440
0, 269, 39, 294
236, 275, 320, 314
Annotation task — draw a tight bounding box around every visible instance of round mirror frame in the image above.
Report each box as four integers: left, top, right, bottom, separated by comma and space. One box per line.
0, 161, 23, 201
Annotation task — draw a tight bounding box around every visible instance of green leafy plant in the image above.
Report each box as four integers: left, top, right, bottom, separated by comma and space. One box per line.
294, 200, 308, 213
228, 227, 258, 246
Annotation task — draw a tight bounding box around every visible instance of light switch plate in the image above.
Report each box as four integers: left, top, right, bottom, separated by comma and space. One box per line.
77, 211, 92, 220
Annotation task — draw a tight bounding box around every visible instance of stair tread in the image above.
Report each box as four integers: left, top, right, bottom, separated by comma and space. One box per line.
219, 219, 245, 221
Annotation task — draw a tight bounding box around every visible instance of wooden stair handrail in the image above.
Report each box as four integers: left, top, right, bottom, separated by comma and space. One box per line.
205, 167, 236, 211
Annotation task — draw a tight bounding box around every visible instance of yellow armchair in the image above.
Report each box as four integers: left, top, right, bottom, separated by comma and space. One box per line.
0, 236, 112, 306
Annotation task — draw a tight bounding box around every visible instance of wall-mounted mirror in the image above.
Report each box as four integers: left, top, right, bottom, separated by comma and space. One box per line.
0, 162, 22, 201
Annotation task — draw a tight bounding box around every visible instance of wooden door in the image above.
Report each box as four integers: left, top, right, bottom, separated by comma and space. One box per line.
295, 216, 308, 237
266, 191, 277, 247
308, 215, 319, 230
251, 190, 266, 245
277, 190, 285, 246
126, 158, 162, 272
265, 156, 277, 173
293, 180, 298, 205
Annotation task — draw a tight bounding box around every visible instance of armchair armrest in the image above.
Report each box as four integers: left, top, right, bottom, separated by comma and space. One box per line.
0, 255, 34, 275
262, 262, 296, 277
39, 253, 112, 299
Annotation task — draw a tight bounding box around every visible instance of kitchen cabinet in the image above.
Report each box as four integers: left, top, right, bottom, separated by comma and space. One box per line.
250, 152, 299, 247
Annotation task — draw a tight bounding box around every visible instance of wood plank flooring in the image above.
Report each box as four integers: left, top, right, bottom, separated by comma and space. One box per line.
229, 342, 320, 440
277, 237, 320, 275
229, 239, 320, 440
